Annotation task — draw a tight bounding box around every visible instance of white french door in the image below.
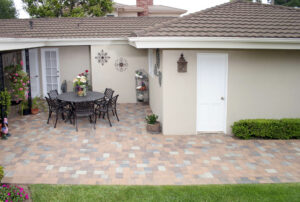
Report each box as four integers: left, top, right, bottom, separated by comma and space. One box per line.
41, 48, 60, 97
29, 49, 40, 98
197, 53, 228, 133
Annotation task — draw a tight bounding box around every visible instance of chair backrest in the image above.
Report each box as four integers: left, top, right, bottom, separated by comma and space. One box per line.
48, 90, 59, 99
109, 94, 119, 108
74, 101, 95, 115
45, 96, 59, 111
104, 88, 114, 99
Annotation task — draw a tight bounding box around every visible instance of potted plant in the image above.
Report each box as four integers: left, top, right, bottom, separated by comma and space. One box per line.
5, 61, 30, 106
31, 97, 39, 114
146, 114, 161, 133
21, 100, 30, 115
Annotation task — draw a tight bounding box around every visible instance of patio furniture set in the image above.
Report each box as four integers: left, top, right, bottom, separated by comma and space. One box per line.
45, 88, 119, 131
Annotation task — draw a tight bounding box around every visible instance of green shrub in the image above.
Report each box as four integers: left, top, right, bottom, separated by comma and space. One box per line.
145, 114, 158, 124
232, 119, 300, 139
0, 166, 3, 182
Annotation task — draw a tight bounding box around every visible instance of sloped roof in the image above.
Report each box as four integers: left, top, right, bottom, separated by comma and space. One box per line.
148, 5, 187, 14
0, 17, 174, 39
133, 0, 300, 38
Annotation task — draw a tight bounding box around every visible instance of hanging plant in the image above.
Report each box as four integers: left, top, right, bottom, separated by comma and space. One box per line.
0, 89, 11, 116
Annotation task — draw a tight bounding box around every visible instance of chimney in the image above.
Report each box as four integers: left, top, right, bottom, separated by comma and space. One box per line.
136, 0, 153, 16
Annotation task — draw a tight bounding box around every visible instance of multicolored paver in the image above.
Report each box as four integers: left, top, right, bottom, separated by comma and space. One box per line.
0, 104, 299, 185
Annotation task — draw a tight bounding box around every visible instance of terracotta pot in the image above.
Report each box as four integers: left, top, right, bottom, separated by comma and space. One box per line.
146, 122, 161, 133
31, 108, 39, 115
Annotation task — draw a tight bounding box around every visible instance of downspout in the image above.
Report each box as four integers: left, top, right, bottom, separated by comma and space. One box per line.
0, 52, 4, 125
25, 49, 32, 113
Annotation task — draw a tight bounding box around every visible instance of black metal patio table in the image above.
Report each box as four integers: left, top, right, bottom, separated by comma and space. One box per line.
57, 91, 105, 131
57, 91, 104, 103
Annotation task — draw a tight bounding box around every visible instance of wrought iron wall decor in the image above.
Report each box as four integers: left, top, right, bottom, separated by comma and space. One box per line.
115, 57, 128, 72
154, 49, 160, 76
158, 71, 162, 86
95, 50, 110, 66
177, 53, 188, 73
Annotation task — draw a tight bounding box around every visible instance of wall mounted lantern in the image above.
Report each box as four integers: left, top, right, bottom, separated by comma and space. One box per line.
177, 53, 187, 73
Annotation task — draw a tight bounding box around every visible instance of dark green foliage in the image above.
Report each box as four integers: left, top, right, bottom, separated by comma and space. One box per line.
232, 119, 300, 139
145, 114, 158, 124
22, 0, 114, 18
0, 0, 17, 19
274, 0, 300, 7
0, 166, 4, 182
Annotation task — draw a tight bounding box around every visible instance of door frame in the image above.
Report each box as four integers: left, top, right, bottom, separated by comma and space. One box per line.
41, 48, 60, 97
196, 53, 228, 133
29, 48, 40, 98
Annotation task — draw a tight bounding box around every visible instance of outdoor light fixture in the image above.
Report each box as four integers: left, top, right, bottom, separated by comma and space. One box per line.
177, 53, 187, 73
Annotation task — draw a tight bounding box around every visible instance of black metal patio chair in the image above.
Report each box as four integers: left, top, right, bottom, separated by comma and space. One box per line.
104, 88, 114, 100
47, 90, 59, 99
95, 99, 112, 127
108, 94, 119, 122
45, 96, 73, 128
71, 101, 96, 132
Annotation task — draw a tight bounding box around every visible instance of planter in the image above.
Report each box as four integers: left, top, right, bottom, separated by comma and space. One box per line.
146, 122, 161, 133
31, 108, 39, 115
22, 109, 31, 116
11, 100, 21, 106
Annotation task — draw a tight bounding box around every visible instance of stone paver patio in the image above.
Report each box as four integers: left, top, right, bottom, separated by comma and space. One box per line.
0, 104, 299, 185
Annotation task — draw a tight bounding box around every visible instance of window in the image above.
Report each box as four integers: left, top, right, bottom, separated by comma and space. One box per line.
148, 49, 154, 77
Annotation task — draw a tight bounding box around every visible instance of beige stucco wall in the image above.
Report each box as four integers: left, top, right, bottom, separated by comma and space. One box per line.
118, 12, 138, 17
58, 46, 91, 92
37, 46, 90, 95
91, 44, 148, 103
148, 49, 163, 122
161, 49, 300, 135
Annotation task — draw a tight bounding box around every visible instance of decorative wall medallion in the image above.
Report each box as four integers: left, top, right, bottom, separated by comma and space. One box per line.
95, 50, 110, 66
115, 57, 128, 72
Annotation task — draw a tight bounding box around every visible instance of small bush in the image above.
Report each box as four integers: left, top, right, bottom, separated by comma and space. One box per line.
0, 166, 3, 182
145, 114, 158, 124
0, 184, 29, 201
232, 119, 300, 139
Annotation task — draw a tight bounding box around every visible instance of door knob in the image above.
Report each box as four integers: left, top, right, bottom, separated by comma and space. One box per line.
221, 97, 225, 100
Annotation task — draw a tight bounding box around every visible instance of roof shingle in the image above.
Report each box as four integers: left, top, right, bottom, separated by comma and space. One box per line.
133, 0, 300, 38
0, 17, 174, 39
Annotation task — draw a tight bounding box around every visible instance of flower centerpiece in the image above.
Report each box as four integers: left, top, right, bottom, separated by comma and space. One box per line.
73, 70, 89, 96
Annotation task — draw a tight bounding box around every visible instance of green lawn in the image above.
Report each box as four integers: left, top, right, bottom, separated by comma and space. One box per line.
30, 183, 300, 202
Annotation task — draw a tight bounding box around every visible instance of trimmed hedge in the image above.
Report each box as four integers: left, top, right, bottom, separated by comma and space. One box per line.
232, 119, 300, 139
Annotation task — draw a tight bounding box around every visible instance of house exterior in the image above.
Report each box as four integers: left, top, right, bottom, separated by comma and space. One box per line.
1, 0, 300, 135
110, 0, 186, 17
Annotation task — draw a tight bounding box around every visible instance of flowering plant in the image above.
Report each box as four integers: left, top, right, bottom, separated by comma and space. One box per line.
5, 61, 30, 103
73, 70, 89, 87
0, 184, 29, 201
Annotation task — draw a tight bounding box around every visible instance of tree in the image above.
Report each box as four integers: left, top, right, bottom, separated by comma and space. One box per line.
0, 0, 17, 19
22, 0, 114, 18
273, 0, 300, 7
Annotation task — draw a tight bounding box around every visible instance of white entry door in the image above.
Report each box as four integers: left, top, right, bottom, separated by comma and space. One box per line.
29, 49, 40, 98
41, 48, 60, 97
197, 53, 228, 133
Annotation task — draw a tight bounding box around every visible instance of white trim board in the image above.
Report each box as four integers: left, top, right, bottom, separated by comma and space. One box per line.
0, 38, 128, 51
128, 37, 300, 49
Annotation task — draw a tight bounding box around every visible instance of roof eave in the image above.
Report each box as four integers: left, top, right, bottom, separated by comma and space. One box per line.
128, 37, 300, 50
